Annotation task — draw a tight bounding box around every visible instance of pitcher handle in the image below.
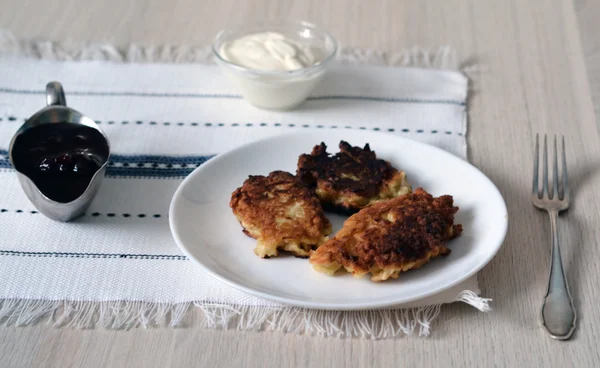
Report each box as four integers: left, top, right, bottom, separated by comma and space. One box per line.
46, 81, 66, 106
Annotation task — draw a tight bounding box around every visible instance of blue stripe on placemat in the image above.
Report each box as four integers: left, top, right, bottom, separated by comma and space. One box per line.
107, 154, 216, 164
104, 167, 201, 178
0, 150, 215, 178
0, 250, 188, 260
0, 87, 466, 106
0, 119, 464, 136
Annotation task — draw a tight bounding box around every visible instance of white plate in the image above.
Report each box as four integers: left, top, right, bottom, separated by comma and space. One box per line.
169, 131, 507, 310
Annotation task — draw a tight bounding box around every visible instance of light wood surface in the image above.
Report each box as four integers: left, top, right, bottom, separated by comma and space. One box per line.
2, 0, 600, 367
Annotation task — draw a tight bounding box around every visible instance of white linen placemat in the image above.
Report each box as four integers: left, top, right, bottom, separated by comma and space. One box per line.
0, 53, 489, 338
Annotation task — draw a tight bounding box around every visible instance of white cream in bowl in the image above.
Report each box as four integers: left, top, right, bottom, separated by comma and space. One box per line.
213, 22, 337, 110
219, 32, 322, 71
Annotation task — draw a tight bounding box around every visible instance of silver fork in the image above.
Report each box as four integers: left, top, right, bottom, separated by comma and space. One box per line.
532, 134, 576, 340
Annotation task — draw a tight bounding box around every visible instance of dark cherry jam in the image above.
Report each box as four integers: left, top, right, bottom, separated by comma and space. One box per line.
12, 123, 109, 203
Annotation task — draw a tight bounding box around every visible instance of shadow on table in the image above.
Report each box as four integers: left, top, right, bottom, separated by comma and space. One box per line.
557, 160, 600, 326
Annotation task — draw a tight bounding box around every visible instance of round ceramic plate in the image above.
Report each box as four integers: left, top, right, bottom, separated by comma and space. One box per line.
169, 131, 508, 310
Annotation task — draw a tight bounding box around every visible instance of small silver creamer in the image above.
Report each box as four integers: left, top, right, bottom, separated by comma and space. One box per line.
8, 82, 110, 222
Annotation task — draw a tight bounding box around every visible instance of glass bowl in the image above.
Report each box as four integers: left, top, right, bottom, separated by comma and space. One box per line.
212, 20, 338, 110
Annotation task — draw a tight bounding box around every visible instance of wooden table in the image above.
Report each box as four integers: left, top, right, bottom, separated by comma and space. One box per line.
1, 0, 600, 366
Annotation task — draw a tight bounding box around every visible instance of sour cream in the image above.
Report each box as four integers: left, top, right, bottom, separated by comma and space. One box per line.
219, 32, 321, 71
213, 25, 336, 110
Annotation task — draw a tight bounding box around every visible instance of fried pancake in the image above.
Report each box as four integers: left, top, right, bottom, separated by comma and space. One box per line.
230, 171, 332, 258
297, 141, 412, 212
309, 188, 462, 281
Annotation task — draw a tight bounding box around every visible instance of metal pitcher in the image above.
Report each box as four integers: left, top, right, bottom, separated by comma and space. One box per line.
8, 82, 110, 222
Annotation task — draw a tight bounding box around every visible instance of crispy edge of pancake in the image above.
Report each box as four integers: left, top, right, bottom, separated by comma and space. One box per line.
309, 188, 462, 281
297, 141, 412, 212
230, 170, 332, 258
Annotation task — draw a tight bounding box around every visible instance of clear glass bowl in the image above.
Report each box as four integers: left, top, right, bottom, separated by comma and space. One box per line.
212, 20, 338, 110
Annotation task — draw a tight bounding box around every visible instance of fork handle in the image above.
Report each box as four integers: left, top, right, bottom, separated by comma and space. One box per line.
541, 210, 576, 339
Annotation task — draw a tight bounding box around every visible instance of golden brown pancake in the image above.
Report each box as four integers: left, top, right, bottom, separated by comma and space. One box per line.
297, 141, 411, 212
309, 188, 462, 281
230, 171, 332, 258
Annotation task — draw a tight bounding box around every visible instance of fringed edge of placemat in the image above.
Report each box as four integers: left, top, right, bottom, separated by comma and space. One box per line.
0, 29, 476, 70
0, 291, 490, 338
0, 29, 486, 338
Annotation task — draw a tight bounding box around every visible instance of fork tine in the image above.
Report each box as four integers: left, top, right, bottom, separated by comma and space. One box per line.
533, 134, 539, 197
562, 136, 568, 200
542, 135, 549, 197
552, 135, 559, 199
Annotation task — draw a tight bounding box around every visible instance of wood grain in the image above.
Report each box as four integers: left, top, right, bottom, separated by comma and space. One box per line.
2, 0, 600, 366
575, 0, 600, 127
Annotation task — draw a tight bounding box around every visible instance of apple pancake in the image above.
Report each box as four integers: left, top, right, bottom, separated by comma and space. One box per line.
297, 141, 411, 212
309, 188, 462, 281
230, 171, 332, 258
